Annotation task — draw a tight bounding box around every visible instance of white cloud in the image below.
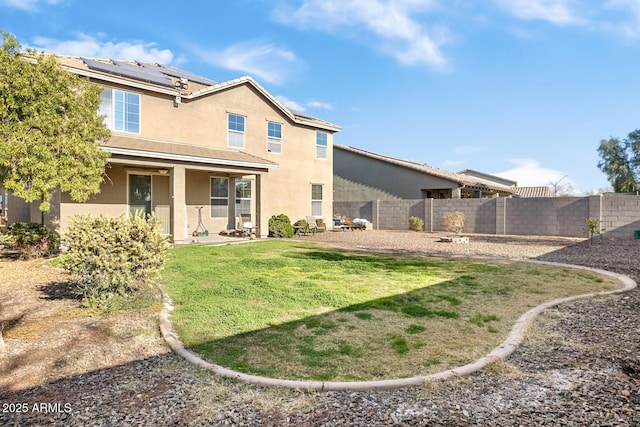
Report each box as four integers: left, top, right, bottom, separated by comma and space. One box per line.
494, 0, 583, 25
493, 158, 575, 188
193, 40, 302, 85
28, 34, 177, 64
605, 0, 640, 38
276, 95, 305, 112
1, 0, 63, 11
307, 100, 333, 110
273, 0, 448, 69
1, 0, 37, 10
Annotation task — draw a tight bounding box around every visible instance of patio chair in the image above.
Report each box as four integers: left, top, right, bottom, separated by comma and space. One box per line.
343, 217, 366, 231
306, 216, 326, 234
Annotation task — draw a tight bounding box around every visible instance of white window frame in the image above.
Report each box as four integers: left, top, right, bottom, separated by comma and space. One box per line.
316, 131, 328, 159
267, 121, 282, 154
210, 177, 229, 218
311, 183, 323, 217
100, 88, 141, 134
228, 113, 245, 148
235, 178, 252, 215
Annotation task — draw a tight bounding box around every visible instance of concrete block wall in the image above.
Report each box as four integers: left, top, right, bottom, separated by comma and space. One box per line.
432, 198, 497, 234
601, 194, 640, 239
505, 197, 589, 237
335, 194, 640, 239
377, 200, 425, 230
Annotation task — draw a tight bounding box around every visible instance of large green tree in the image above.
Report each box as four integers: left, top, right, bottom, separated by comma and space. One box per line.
597, 129, 640, 193
0, 32, 110, 212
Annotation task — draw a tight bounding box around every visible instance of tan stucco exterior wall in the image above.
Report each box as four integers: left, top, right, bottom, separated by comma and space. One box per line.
56, 81, 335, 240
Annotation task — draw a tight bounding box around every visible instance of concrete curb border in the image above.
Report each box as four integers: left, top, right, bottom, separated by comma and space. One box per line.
159, 260, 637, 392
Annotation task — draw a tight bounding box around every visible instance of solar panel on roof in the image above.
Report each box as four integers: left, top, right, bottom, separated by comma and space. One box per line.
141, 63, 216, 86
111, 60, 175, 87
82, 58, 175, 88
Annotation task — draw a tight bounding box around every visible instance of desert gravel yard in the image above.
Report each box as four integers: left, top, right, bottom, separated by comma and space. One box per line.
1, 231, 639, 426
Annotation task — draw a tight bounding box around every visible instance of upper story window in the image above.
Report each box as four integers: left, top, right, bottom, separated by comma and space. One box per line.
316, 131, 328, 159
267, 121, 282, 154
228, 113, 245, 148
100, 88, 140, 133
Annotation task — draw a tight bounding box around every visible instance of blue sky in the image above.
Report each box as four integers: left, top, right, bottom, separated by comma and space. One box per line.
2, 0, 640, 193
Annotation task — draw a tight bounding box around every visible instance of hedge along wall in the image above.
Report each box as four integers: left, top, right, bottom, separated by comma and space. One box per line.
334, 194, 640, 239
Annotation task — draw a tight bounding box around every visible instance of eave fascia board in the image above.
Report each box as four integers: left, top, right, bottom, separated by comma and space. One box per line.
102, 146, 278, 170
192, 77, 341, 132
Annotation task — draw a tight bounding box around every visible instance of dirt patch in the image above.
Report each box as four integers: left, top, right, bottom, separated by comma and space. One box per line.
0, 257, 169, 392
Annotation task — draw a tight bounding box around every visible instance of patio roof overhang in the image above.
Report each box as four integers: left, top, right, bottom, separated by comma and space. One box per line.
101, 136, 278, 173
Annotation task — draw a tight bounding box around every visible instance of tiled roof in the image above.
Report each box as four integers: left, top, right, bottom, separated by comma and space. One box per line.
514, 186, 551, 198
103, 136, 278, 170
335, 144, 516, 194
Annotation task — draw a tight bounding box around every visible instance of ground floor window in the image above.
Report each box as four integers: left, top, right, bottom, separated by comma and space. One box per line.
235, 178, 252, 215
311, 184, 323, 217
210, 177, 229, 218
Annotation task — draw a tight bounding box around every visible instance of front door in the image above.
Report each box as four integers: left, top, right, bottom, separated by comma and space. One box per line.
129, 174, 151, 217
128, 174, 171, 235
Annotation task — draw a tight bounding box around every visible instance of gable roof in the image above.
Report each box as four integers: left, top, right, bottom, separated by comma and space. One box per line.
335, 144, 516, 195
52, 55, 341, 133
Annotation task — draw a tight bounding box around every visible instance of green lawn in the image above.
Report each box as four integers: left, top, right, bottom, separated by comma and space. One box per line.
162, 240, 620, 381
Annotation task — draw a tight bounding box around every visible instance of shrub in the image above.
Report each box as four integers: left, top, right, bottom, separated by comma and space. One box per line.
316, 218, 326, 232
408, 216, 424, 231
2, 222, 58, 259
293, 219, 308, 235
269, 214, 294, 238
443, 211, 465, 234
62, 211, 170, 308
584, 218, 604, 245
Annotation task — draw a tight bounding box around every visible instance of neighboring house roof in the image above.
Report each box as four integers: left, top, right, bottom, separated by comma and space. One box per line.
104, 136, 277, 170
514, 186, 551, 198
457, 169, 517, 187
53, 55, 341, 133
335, 144, 516, 194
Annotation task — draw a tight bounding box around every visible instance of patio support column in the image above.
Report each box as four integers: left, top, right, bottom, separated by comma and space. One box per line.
255, 174, 263, 237
171, 165, 186, 244
227, 177, 236, 230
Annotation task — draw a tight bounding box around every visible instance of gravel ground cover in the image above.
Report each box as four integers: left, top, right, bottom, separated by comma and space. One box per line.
0, 231, 638, 426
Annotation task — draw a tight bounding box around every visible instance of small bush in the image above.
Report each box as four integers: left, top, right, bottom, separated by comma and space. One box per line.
443, 211, 465, 234
2, 222, 58, 259
293, 219, 308, 235
584, 218, 604, 245
62, 212, 170, 308
0, 233, 16, 248
408, 216, 424, 231
269, 214, 294, 238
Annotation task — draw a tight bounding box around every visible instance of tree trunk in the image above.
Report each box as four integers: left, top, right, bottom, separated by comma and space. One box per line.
0, 322, 5, 352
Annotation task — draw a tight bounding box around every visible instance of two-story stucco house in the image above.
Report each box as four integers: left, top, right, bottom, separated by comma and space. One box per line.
13, 56, 340, 242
